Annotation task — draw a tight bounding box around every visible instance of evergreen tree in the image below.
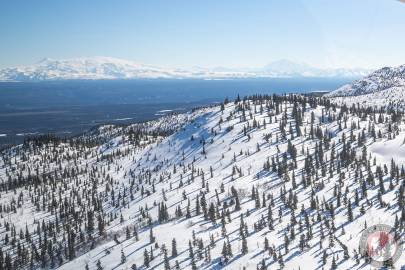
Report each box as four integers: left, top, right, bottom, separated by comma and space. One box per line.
222, 241, 229, 263
121, 249, 126, 264
331, 256, 337, 269
144, 249, 150, 268
172, 238, 178, 257
347, 200, 353, 222
126, 226, 131, 240
163, 252, 170, 270
241, 234, 248, 255
96, 260, 103, 270
149, 227, 155, 243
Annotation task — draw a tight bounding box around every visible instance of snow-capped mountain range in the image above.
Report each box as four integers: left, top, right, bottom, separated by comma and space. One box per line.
0, 57, 370, 81
326, 64, 405, 108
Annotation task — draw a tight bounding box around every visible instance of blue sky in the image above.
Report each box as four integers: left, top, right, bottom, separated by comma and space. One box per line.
0, 0, 404, 69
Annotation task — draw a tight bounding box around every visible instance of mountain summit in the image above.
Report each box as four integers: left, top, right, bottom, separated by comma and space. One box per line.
0, 57, 370, 81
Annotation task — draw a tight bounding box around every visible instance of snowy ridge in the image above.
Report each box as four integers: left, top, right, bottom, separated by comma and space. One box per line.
326, 64, 405, 98
329, 86, 405, 109
0, 57, 370, 81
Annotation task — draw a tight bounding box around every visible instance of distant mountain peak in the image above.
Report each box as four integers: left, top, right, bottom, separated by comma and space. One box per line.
37, 57, 54, 64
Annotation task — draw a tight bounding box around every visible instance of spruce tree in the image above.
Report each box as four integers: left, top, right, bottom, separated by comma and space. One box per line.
149, 227, 155, 243
121, 249, 126, 264
241, 234, 248, 255
172, 238, 178, 257
96, 260, 103, 270
143, 249, 150, 268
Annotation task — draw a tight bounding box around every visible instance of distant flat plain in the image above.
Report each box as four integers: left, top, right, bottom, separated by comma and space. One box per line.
0, 78, 352, 146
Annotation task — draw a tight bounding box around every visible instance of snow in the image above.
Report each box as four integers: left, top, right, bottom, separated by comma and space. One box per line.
325, 64, 405, 110
0, 93, 404, 270
326, 64, 405, 98
16, 132, 40, 136
157, 110, 173, 113
330, 86, 405, 109
0, 57, 370, 82
114, 118, 134, 121
369, 133, 405, 164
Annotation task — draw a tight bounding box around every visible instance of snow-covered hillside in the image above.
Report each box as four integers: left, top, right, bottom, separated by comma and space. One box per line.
326, 64, 405, 108
0, 94, 404, 270
0, 57, 369, 81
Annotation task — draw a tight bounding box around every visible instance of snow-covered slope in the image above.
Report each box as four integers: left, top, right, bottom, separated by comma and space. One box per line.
326, 64, 405, 97
325, 64, 405, 108
0, 95, 404, 270
0, 57, 370, 81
